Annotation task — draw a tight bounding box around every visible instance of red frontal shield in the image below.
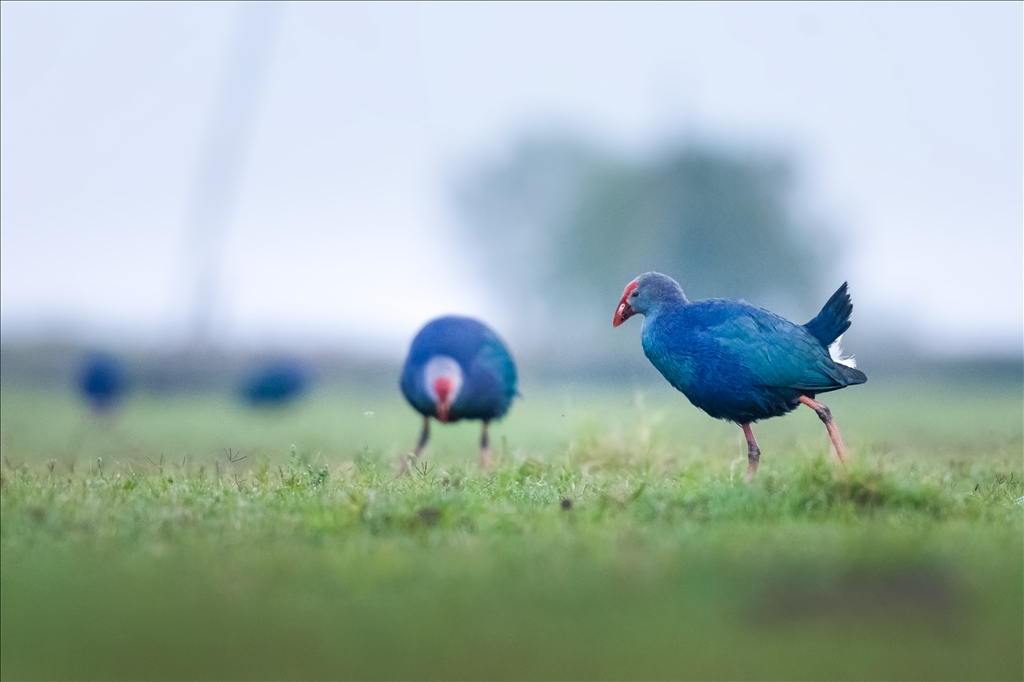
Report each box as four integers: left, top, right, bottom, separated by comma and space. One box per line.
434, 377, 452, 422
613, 279, 639, 327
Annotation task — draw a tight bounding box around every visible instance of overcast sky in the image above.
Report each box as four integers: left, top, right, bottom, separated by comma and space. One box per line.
1, 2, 1021, 356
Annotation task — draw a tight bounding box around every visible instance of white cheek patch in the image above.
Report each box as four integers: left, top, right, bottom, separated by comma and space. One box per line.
828, 335, 857, 368
424, 355, 464, 403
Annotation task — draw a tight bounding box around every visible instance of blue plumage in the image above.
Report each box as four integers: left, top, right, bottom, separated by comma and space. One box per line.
804, 281, 854, 347
614, 272, 866, 481
399, 316, 517, 472
79, 353, 126, 413
241, 360, 309, 407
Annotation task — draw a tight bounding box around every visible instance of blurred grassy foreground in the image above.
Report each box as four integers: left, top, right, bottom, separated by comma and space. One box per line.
1, 379, 1022, 680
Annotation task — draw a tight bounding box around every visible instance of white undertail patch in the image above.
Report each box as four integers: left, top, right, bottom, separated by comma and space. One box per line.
828, 335, 857, 368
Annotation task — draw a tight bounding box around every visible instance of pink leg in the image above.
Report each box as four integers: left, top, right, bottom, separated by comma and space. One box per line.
479, 421, 492, 469
741, 423, 760, 483
799, 395, 848, 464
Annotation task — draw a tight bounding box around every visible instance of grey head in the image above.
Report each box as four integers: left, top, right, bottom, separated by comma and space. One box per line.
612, 271, 688, 327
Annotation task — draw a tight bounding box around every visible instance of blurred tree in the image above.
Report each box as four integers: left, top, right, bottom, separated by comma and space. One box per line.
456, 133, 833, 357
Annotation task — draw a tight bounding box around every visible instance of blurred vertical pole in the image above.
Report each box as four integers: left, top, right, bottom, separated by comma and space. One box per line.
183, 1, 284, 346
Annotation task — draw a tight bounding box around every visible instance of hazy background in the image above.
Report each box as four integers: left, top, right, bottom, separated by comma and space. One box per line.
2, 2, 1021, 382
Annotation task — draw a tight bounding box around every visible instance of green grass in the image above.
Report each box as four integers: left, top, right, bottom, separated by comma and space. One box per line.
1, 380, 1022, 680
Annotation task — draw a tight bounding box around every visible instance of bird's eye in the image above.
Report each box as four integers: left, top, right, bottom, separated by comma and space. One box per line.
630, 290, 639, 298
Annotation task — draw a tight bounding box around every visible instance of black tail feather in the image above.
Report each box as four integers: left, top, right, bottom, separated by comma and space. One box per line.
835, 363, 867, 387
805, 282, 853, 347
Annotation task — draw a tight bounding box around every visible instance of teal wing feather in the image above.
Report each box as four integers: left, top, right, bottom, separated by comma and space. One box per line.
476, 330, 519, 401
707, 307, 847, 392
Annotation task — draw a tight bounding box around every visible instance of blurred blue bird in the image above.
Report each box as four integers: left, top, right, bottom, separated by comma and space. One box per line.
614, 272, 867, 482
240, 360, 309, 407
79, 353, 126, 414
399, 316, 518, 474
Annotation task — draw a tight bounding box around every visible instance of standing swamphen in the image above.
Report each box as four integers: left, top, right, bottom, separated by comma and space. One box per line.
79, 353, 126, 414
399, 316, 518, 475
613, 272, 866, 482
240, 360, 309, 407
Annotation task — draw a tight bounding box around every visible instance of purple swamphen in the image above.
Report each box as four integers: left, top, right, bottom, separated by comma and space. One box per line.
79, 353, 126, 414
240, 360, 310, 408
399, 316, 518, 475
613, 272, 866, 482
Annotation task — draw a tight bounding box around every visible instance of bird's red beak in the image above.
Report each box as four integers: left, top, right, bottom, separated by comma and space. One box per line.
434, 377, 452, 423
613, 280, 639, 327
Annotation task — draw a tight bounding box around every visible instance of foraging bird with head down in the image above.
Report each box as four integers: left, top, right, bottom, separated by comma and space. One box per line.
613, 272, 866, 482
399, 316, 518, 475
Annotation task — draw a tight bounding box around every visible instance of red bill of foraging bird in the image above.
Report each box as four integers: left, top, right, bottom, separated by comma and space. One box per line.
614, 272, 866, 482
398, 316, 518, 476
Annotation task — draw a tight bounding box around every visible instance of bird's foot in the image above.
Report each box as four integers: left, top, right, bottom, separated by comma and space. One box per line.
743, 460, 758, 484
479, 447, 492, 470
396, 453, 416, 477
